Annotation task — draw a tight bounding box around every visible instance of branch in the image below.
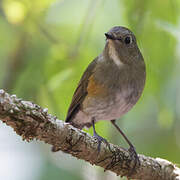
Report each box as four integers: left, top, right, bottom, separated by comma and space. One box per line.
0, 89, 179, 180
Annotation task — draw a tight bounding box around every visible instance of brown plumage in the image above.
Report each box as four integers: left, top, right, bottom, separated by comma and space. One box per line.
66, 26, 145, 129
65, 58, 98, 128
65, 26, 146, 164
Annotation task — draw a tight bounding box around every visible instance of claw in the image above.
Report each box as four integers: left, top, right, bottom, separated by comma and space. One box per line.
111, 120, 140, 175
93, 133, 108, 152
92, 118, 109, 153
128, 145, 140, 176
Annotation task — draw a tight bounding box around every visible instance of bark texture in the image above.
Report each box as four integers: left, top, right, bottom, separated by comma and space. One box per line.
0, 89, 179, 180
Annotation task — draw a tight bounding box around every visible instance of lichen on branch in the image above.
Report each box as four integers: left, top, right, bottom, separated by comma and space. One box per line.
0, 89, 179, 180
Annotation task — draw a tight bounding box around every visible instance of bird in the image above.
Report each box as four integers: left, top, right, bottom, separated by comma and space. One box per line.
65, 26, 146, 161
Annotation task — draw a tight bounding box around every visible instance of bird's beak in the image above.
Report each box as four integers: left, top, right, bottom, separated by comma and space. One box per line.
105, 33, 115, 40
105, 33, 122, 42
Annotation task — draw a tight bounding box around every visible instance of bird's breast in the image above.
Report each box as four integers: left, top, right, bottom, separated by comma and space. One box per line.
82, 63, 145, 121
83, 79, 144, 121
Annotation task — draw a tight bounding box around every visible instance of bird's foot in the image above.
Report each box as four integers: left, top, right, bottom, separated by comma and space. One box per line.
93, 133, 108, 153
128, 145, 140, 175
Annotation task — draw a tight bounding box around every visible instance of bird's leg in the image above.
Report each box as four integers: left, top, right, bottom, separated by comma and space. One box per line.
92, 118, 108, 152
111, 120, 140, 168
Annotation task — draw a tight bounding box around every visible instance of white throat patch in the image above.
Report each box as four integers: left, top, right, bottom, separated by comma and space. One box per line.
108, 41, 124, 67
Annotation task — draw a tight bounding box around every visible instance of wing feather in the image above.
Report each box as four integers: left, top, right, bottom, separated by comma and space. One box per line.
65, 57, 98, 122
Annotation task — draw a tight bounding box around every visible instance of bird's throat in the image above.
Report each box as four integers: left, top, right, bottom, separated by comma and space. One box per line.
107, 41, 124, 67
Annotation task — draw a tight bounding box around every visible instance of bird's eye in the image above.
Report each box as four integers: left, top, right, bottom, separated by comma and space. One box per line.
124, 36, 132, 45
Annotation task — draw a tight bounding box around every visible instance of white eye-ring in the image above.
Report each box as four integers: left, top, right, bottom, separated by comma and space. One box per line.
124, 36, 132, 45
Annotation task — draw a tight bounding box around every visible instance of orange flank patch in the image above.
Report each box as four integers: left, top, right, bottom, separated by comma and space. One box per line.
87, 75, 107, 97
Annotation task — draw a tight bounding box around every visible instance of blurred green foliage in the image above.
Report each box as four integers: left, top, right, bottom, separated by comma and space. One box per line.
0, 0, 180, 179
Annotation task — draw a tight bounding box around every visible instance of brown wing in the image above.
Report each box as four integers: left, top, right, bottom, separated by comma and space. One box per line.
65, 57, 98, 122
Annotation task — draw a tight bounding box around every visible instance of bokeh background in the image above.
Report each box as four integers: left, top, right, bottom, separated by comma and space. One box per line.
0, 0, 180, 179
